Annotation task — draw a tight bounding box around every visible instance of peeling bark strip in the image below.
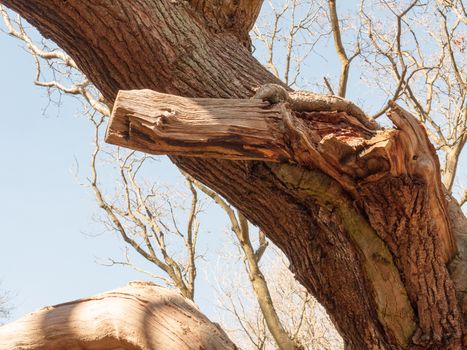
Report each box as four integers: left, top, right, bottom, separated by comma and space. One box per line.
2, 0, 466, 348
0, 282, 237, 350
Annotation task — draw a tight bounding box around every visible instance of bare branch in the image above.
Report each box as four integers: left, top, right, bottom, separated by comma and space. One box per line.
328, 0, 351, 97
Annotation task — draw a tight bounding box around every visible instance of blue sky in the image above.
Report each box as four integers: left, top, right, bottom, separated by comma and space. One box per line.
0, 30, 148, 319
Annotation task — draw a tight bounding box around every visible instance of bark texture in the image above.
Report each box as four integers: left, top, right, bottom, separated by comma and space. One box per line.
1, 1, 465, 349
0, 281, 237, 350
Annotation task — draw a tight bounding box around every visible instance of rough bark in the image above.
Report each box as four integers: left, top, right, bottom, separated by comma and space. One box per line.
447, 194, 467, 347
1, 1, 465, 349
187, 0, 263, 48
0, 281, 237, 350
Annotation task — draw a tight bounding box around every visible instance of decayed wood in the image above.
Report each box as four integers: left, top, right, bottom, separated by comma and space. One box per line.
105, 90, 291, 161
0, 281, 236, 350
107, 90, 457, 263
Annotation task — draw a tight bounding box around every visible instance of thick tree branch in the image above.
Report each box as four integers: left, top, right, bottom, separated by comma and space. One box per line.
107, 90, 456, 261
106, 90, 291, 161
0, 282, 236, 350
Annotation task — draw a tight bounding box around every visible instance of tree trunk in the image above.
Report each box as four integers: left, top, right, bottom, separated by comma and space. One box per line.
1, 1, 465, 349
0, 282, 237, 350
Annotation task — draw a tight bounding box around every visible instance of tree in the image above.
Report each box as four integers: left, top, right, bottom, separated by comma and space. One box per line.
0, 7, 340, 347
0, 7, 340, 348
0, 1, 465, 349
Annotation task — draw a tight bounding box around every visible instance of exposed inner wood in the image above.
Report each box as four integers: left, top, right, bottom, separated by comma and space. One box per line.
106, 90, 291, 161
0, 281, 237, 350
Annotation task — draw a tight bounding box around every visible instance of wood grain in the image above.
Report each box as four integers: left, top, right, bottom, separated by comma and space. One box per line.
0, 281, 236, 350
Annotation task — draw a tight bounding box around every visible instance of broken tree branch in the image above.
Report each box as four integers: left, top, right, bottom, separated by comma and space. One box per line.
0, 281, 236, 350
105, 89, 463, 346
107, 90, 455, 264
105, 90, 291, 161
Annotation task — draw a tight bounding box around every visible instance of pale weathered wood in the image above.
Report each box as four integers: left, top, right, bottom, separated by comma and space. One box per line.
105, 89, 291, 161
0, 281, 236, 350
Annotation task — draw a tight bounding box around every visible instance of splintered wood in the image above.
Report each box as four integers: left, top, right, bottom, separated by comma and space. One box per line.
106, 90, 291, 161
107, 90, 456, 262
